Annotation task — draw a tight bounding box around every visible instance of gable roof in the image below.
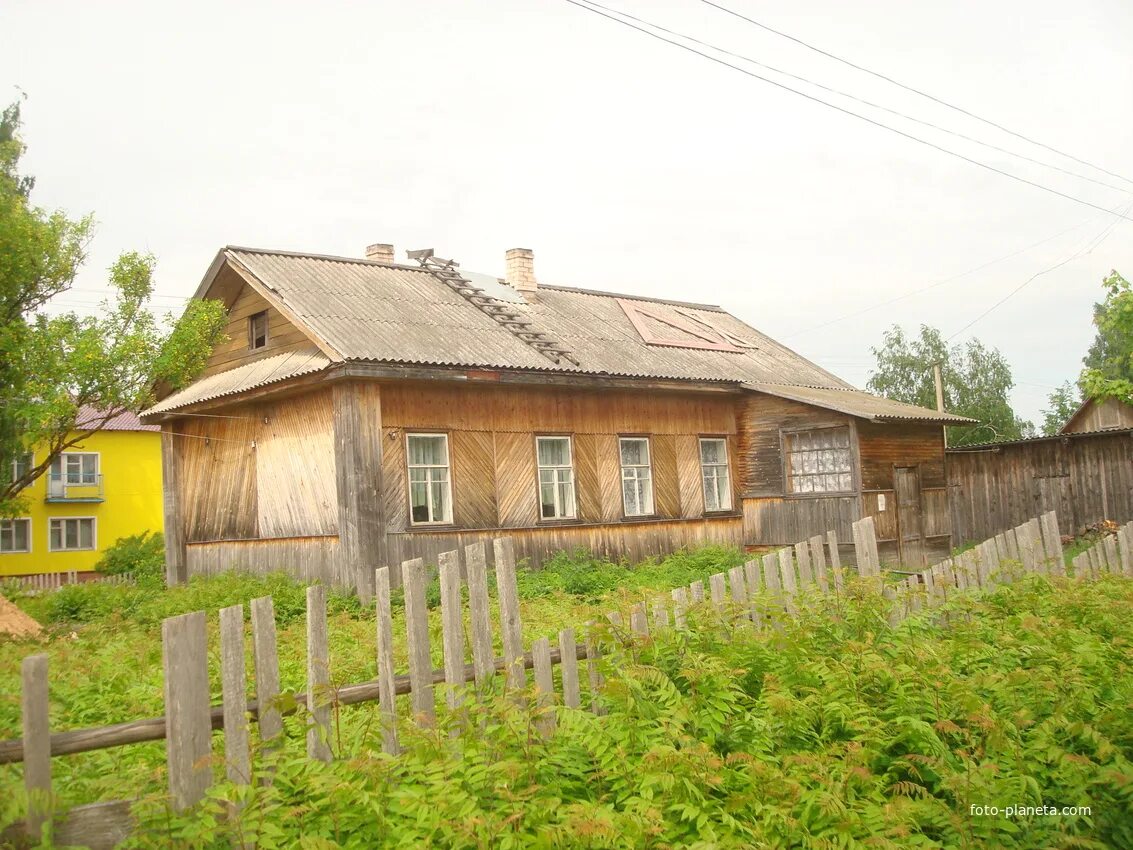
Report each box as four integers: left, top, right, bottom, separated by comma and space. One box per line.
76, 406, 160, 432
742, 383, 976, 424
146, 245, 966, 424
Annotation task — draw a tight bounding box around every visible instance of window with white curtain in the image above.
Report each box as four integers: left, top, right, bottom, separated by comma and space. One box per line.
536, 436, 576, 519
619, 437, 654, 517
785, 427, 853, 494
699, 437, 732, 511
406, 433, 452, 524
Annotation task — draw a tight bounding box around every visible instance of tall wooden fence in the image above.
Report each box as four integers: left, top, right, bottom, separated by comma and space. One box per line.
947, 428, 1133, 543
4, 513, 1132, 848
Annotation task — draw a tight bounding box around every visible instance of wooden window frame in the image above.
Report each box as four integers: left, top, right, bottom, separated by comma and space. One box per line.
780, 424, 857, 497
48, 516, 97, 552
618, 435, 656, 518
405, 431, 455, 527
534, 434, 578, 523
698, 436, 733, 513
0, 517, 31, 554
248, 310, 269, 350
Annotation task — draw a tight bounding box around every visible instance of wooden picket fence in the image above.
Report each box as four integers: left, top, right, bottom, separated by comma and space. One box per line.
5, 512, 1133, 848
2, 571, 135, 597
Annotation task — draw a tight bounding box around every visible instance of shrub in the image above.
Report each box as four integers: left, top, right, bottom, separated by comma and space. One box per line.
94, 531, 165, 581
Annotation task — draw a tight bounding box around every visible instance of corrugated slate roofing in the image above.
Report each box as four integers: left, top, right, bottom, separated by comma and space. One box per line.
742, 383, 977, 424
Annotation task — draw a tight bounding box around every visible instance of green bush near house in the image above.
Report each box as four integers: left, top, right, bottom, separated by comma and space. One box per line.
93, 530, 166, 580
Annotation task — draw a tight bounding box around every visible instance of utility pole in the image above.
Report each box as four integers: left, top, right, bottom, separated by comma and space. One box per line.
933, 362, 947, 448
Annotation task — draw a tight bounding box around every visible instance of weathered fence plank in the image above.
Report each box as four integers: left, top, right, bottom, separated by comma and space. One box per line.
671, 586, 688, 628
708, 573, 727, 609
558, 628, 581, 710
21, 654, 50, 839
438, 550, 466, 711
1119, 524, 1133, 577
1103, 536, 1120, 574
808, 535, 828, 592
743, 559, 762, 625
250, 596, 283, 744
219, 605, 250, 785
585, 622, 603, 715
162, 611, 211, 812
464, 542, 495, 687
653, 601, 670, 630
306, 585, 332, 762
403, 557, 435, 723
531, 637, 555, 735
727, 566, 749, 621
630, 602, 649, 636
494, 538, 526, 690
374, 567, 398, 755
689, 579, 705, 604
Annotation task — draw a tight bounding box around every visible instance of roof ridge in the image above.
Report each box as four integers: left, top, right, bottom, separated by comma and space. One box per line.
227, 245, 429, 273
539, 283, 725, 312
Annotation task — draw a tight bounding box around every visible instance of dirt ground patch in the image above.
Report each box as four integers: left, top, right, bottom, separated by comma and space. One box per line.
0, 592, 43, 639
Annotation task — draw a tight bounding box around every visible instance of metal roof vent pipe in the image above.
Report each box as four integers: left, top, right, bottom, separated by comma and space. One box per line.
365, 243, 395, 264
505, 248, 537, 292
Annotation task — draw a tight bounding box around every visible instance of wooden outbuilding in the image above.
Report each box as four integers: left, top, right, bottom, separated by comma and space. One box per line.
143, 244, 971, 594
1059, 396, 1133, 435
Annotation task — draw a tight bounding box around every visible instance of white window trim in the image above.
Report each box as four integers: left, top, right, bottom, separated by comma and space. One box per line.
51, 452, 100, 484
405, 432, 453, 526
699, 437, 733, 512
0, 517, 32, 554
10, 451, 33, 484
783, 426, 855, 495
535, 435, 577, 520
48, 516, 97, 552
619, 436, 655, 518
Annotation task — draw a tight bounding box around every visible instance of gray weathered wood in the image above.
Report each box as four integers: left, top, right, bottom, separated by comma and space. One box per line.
652, 601, 670, 630
762, 552, 781, 596
864, 516, 882, 574
402, 557, 435, 723
1042, 511, 1064, 573
437, 550, 466, 711
1118, 525, 1133, 577
743, 559, 762, 625
727, 566, 749, 620
906, 575, 922, 613
464, 542, 495, 687
1004, 527, 1020, 562
306, 585, 332, 762
630, 602, 649, 636
374, 567, 399, 755
1087, 545, 1102, 578
161, 424, 186, 585
1017, 524, 1038, 574
689, 579, 705, 604
826, 530, 843, 591
21, 654, 50, 838
708, 573, 727, 609
778, 548, 797, 606
794, 541, 813, 587
671, 586, 688, 628
493, 538, 526, 690
1103, 535, 1120, 573
558, 628, 581, 710
162, 611, 211, 812
250, 596, 283, 744
219, 605, 250, 785
808, 535, 828, 592
585, 622, 603, 715
531, 637, 556, 735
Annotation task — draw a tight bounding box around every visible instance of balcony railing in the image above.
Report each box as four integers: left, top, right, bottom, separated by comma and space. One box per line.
45, 473, 105, 503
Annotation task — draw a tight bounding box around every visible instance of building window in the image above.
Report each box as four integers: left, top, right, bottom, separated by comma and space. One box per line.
51, 453, 98, 485
536, 436, 576, 520
785, 427, 853, 494
619, 437, 654, 517
10, 451, 32, 483
699, 437, 732, 512
249, 310, 268, 349
406, 433, 452, 525
49, 517, 96, 552
0, 518, 31, 553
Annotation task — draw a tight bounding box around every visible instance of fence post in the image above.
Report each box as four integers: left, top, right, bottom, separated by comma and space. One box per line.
689, 579, 705, 604
162, 611, 212, 812
219, 605, 251, 785
374, 567, 399, 755
437, 550, 466, 713
1042, 511, 1064, 573
306, 586, 332, 762
1103, 535, 1120, 574
808, 535, 828, 592
727, 566, 749, 621
671, 586, 688, 629
652, 601, 670, 630
493, 538, 526, 691
1118, 524, 1133, 577
531, 637, 556, 736
778, 548, 797, 612
585, 622, 604, 715
743, 559, 762, 625
464, 542, 495, 687
794, 541, 813, 587
559, 628, 581, 710
630, 602, 649, 636
250, 597, 283, 745
826, 530, 843, 591
403, 557, 436, 723
708, 573, 727, 609
21, 654, 51, 840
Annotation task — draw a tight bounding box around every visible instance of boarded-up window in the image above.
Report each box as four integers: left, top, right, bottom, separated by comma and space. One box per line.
699, 437, 731, 511
0, 518, 30, 553
536, 436, 576, 520
785, 427, 853, 494
248, 310, 268, 349
49, 517, 95, 551
407, 433, 452, 525
619, 437, 654, 516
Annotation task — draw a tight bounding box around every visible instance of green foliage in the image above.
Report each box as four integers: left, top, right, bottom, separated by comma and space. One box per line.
1081, 270, 1133, 404
0, 100, 228, 516
867, 324, 1034, 445
93, 530, 166, 580
1039, 380, 1081, 436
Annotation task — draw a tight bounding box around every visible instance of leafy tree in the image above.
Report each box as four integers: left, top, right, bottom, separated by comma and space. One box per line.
1081, 270, 1133, 403
0, 101, 227, 516
1039, 380, 1081, 436
867, 325, 1033, 446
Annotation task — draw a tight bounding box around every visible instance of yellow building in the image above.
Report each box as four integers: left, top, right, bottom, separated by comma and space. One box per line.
0, 410, 163, 576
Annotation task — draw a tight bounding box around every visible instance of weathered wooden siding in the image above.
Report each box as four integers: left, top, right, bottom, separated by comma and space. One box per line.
1061, 397, 1133, 434
856, 422, 945, 489
742, 495, 858, 546
200, 266, 315, 378
175, 389, 338, 545
185, 535, 340, 584
737, 393, 853, 495
948, 430, 1133, 542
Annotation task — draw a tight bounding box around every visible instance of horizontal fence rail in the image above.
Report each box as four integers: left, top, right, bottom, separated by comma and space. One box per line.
4, 511, 1132, 848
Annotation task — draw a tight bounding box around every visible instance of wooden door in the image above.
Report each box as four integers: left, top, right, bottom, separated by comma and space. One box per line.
895, 466, 927, 568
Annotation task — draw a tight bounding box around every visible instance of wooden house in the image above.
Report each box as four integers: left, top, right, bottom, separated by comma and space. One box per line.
1059, 396, 1133, 435
143, 244, 972, 595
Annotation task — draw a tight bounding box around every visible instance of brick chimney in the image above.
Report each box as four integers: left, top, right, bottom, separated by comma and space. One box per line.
365, 243, 395, 264
505, 248, 536, 292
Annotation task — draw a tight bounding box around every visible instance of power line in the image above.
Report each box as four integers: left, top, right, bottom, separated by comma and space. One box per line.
698, 0, 1133, 188
580, 0, 1130, 195
562, 0, 1133, 222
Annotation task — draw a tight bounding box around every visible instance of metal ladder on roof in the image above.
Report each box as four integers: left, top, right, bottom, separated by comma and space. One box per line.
407, 249, 580, 367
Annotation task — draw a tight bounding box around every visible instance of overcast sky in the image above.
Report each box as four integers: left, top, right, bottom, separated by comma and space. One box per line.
5, 0, 1132, 424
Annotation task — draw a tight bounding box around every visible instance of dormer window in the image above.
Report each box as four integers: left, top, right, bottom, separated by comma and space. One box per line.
248, 310, 268, 350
